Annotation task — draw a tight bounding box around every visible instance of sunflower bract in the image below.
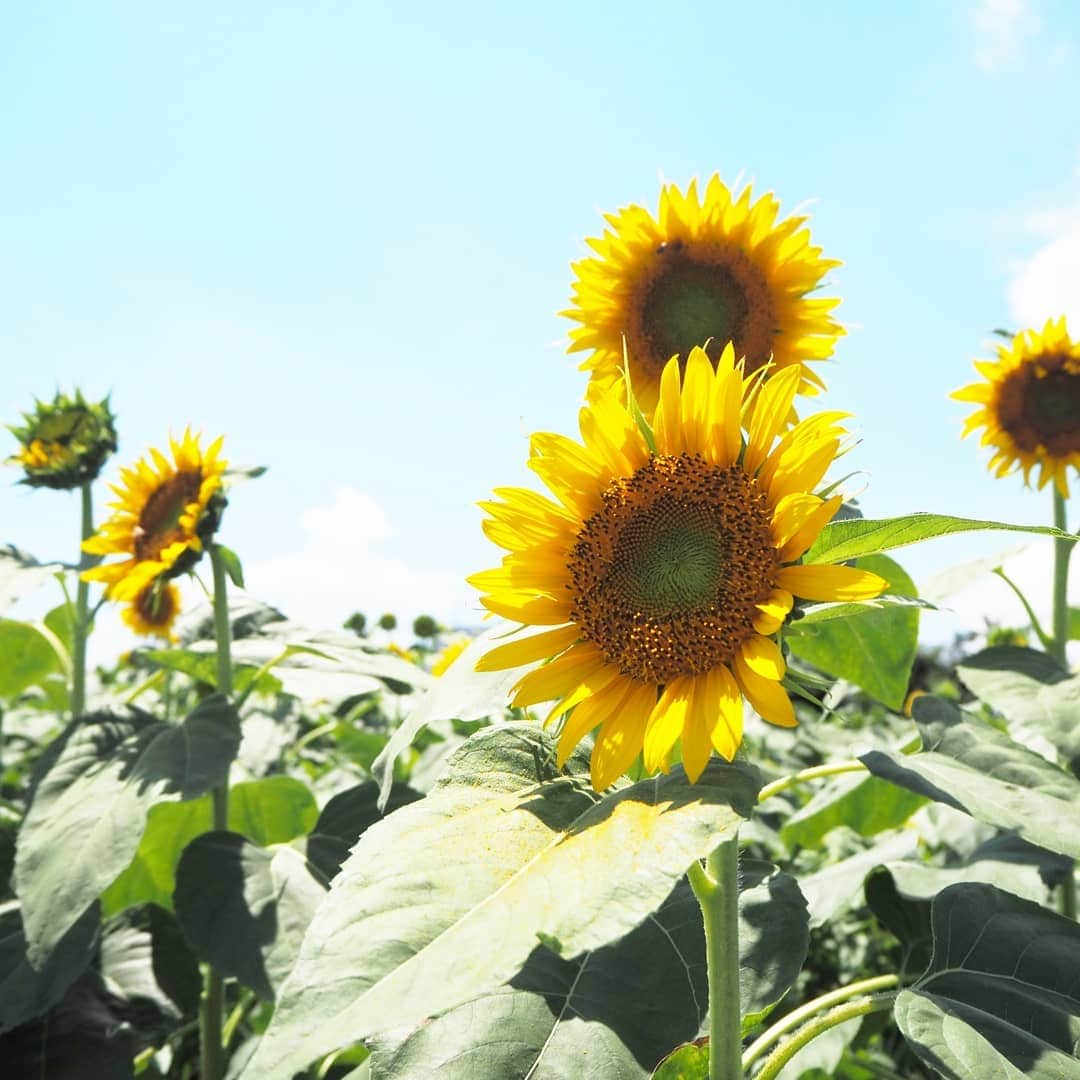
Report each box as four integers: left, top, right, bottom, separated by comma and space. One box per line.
953, 316, 1080, 497
470, 346, 886, 792
563, 176, 844, 413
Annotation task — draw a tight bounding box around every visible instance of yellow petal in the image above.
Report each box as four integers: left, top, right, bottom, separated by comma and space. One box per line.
680, 346, 713, 453
680, 682, 713, 783
779, 494, 844, 562
643, 677, 694, 773
480, 593, 573, 626
653, 356, 684, 455
777, 564, 888, 602
590, 682, 655, 790
709, 665, 743, 759
744, 366, 801, 473
733, 652, 796, 728
511, 642, 607, 707
474, 624, 580, 672
556, 676, 634, 769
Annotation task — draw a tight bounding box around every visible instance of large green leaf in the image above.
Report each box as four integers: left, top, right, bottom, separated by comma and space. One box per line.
957, 646, 1080, 771
14, 697, 240, 965
861, 695, 1080, 860
0, 618, 63, 702
0, 901, 99, 1033
805, 514, 1077, 565
895, 883, 1080, 1078
786, 554, 919, 709
102, 775, 318, 915
174, 831, 328, 999
239, 725, 759, 1078
369, 881, 707, 1080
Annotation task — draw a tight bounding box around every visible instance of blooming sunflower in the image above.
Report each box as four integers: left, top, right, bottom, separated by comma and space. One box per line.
563, 176, 843, 413
470, 346, 886, 791
953, 317, 1080, 497
82, 430, 227, 600
121, 577, 181, 641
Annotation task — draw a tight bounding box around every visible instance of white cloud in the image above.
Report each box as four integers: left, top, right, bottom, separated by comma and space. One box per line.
244, 487, 477, 634
1008, 203, 1080, 327
972, 0, 1042, 72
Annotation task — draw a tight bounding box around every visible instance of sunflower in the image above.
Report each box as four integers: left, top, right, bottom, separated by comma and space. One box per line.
82, 430, 227, 600
121, 577, 181, 641
563, 176, 843, 413
470, 346, 886, 791
953, 317, 1080, 497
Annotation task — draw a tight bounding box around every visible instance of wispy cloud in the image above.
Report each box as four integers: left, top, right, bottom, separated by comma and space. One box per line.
972, 0, 1043, 72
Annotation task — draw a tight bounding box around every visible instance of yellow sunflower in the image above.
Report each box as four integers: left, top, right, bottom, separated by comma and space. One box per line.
121, 577, 181, 641
563, 175, 844, 413
470, 345, 886, 791
82, 430, 227, 600
953, 317, 1080, 497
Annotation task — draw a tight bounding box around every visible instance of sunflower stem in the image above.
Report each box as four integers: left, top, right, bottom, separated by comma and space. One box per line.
1050, 488, 1074, 668
201, 543, 234, 1080
751, 994, 897, 1080
71, 481, 94, 717
689, 833, 742, 1080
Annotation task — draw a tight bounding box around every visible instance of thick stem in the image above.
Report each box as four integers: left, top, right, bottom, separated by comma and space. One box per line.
689, 834, 742, 1080
742, 974, 900, 1068
1050, 489, 1074, 668
200, 544, 234, 1080
71, 483, 94, 717
752, 994, 897, 1080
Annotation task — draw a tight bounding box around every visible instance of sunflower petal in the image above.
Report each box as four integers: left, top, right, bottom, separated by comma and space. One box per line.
777, 564, 888, 602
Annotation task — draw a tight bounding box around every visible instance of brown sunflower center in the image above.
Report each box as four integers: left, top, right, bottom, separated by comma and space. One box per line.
134, 471, 203, 561
566, 453, 779, 683
634, 245, 778, 379
137, 581, 177, 628
997, 355, 1080, 455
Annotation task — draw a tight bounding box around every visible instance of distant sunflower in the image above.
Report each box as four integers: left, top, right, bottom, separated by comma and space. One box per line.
953, 317, 1080, 497
564, 176, 843, 413
83, 430, 227, 600
470, 346, 886, 791
121, 577, 181, 641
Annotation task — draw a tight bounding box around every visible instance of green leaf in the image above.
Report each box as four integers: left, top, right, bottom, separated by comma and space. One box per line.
651, 1040, 709, 1079
0, 972, 137, 1079
103, 775, 318, 914
861, 695, 1080, 860
0, 618, 63, 701
239, 725, 760, 1078
739, 860, 809, 1032
43, 603, 77, 657
15, 697, 240, 964
957, 645, 1080, 772
174, 831, 329, 999
215, 543, 245, 588
0, 901, 99, 1033
864, 867, 933, 979
787, 554, 919, 709
780, 767, 927, 849
804, 513, 1077, 565
895, 883, 1080, 1079
137, 647, 281, 698
370, 881, 707, 1080
1070, 606, 1080, 640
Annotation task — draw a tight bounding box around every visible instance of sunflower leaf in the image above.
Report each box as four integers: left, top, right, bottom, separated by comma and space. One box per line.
803, 513, 1078, 565
14, 697, 240, 966
214, 544, 245, 588
895, 883, 1080, 1079
238, 724, 759, 1079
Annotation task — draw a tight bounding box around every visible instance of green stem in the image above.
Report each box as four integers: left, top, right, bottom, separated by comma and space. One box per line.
1050, 488, 1074, 668
1061, 871, 1077, 922
757, 760, 866, 803
689, 834, 742, 1080
71, 482, 94, 717
742, 974, 899, 1068
992, 567, 1053, 649
200, 544, 234, 1080
751, 994, 897, 1080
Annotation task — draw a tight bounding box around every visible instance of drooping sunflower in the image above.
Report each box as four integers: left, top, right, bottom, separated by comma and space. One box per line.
470, 346, 886, 791
121, 577, 181, 641
563, 176, 844, 413
82, 430, 227, 600
953, 317, 1080, 497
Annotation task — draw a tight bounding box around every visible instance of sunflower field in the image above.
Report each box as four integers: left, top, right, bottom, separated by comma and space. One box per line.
2, 174, 1080, 1080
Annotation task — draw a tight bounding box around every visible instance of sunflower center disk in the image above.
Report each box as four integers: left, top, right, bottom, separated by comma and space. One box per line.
135, 471, 203, 561
636, 249, 778, 378
1024, 369, 1080, 452
567, 454, 779, 684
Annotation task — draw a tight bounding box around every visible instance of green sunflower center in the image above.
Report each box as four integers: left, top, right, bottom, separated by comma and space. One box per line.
642, 256, 747, 370
567, 453, 779, 683
999, 356, 1080, 456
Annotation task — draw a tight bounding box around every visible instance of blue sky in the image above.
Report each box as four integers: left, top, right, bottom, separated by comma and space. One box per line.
3, 0, 1080, 647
